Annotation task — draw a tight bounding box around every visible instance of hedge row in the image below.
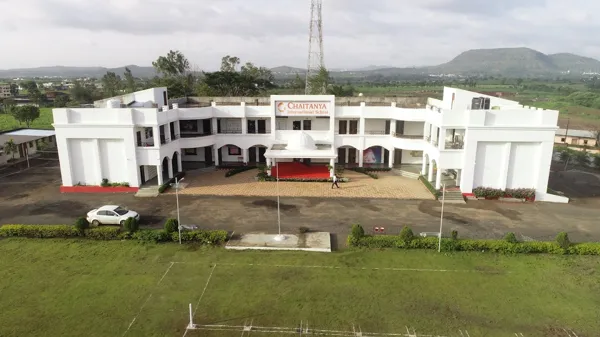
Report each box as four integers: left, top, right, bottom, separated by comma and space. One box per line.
473, 187, 535, 199
224, 166, 257, 177
0, 224, 228, 245
158, 171, 186, 193
347, 225, 600, 255
418, 175, 441, 199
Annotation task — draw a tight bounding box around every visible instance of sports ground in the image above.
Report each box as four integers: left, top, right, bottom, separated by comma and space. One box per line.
1, 239, 598, 337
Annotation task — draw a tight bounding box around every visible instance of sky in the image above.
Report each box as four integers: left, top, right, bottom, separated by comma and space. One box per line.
1, 0, 600, 70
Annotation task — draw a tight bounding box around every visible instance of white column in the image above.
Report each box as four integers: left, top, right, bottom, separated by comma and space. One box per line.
243, 148, 249, 164
175, 121, 181, 139
92, 139, 102, 184
358, 149, 364, 167
157, 165, 164, 186
213, 146, 219, 166
345, 148, 349, 165
359, 117, 365, 136
242, 117, 248, 134
56, 136, 73, 186
423, 122, 429, 139
432, 126, 439, 145
167, 158, 174, 178
428, 160, 434, 181
329, 158, 335, 177
388, 149, 394, 168
438, 128, 446, 150
421, 154, 427, 175
212, 118, 218, 135
390, 119, 396, 135
153, 126, 159, 147
456, 169, 461, 186
177, 150, 183, 173
435, 168, 442, 189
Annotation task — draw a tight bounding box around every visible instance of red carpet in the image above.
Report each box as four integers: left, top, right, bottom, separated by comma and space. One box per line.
271, 162, 330, 179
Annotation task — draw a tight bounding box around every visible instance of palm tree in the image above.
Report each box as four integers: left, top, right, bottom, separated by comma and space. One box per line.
3, 138, 17, 160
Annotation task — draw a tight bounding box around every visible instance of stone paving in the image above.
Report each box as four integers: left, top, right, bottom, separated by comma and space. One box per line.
171, 169, 434, 199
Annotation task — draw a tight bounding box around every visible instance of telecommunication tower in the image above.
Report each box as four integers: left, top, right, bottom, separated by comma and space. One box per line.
305, 0, 325, 95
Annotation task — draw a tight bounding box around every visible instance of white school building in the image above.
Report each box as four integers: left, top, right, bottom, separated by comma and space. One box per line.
52, 87, 565, 202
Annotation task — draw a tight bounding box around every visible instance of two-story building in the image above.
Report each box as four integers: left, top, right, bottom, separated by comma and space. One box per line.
52, 87, 566, 202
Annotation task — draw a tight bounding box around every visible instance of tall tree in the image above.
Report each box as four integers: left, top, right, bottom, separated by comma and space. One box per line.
292, 73, 305, 93
307, 66, 330, 95
70, 81, 95, 103
21, 80, 44, 105
11, 105, 40, 127
54, 95, 70, 108
220, 55, 240, 72
101, 71, 122, 97
124, 67, 137, 93
1, 98, 16, 114
3, 138, 17, 160
9, 83, 18, 96
152, 50, 190, 77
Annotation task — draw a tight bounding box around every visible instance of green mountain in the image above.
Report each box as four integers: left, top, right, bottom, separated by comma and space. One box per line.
547, 53, 600, 73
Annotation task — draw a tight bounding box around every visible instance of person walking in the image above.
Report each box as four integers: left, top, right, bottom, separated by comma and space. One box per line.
331, 174, 340, 189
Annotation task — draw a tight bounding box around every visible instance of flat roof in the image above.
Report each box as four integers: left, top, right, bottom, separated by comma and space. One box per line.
0, 128, 55, 145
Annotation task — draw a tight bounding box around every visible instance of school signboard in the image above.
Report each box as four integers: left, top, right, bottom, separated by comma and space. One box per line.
275, 101, 331, 117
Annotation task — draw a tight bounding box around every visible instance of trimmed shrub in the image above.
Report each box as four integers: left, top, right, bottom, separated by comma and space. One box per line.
164, 218, 179, 234
224, 166, 257, 177
418, 175, 441, 199
123, 217, 139, 233
133, 229, 170, 243
503, 232, 518, 244
172, 230, 228, 244
74, 217, 90, 233
556, 232, 571, 249
86, 227, 121, 240
451, 230, 458, 240
398, 226, 414, 242
0, 225, 81, 238
351, 224, 365, 238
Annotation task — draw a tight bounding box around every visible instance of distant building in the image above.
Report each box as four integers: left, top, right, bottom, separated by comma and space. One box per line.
555, 129, 597, 147
0, 83, 11, 98
0, 128, 56, 166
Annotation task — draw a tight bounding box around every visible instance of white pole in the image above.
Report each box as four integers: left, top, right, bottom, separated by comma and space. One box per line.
276, 160, 281, 236
176, 177, 183, 245
438, 183, 446, 253
188, 303, 193, 329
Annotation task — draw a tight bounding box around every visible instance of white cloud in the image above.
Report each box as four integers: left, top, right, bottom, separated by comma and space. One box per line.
0, 0, 599, 69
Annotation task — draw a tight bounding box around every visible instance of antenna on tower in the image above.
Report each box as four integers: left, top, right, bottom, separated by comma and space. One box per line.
305, 0, 325, 95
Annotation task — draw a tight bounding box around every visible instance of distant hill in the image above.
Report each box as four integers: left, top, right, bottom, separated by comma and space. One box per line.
0, 65, 156, 79
2, 48, 600, 79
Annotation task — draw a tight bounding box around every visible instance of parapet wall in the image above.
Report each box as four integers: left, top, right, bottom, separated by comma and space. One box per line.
173, 96, 427, 108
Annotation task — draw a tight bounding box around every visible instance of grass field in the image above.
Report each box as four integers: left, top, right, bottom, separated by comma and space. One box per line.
0, 107, 54, 131
1, 239, 599, 337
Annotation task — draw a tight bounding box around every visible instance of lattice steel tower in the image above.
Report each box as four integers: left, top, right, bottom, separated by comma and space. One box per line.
305, 0, 325, 95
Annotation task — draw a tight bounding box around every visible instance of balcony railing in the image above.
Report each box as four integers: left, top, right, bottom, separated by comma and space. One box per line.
137, 141, 155, 147
392, 133, 424, 139
365, 131, 387, 135
445, 141, 464, 150
180, 132, 213, 138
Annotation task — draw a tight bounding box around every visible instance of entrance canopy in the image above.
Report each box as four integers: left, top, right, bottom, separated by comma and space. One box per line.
264, 131, 336, 160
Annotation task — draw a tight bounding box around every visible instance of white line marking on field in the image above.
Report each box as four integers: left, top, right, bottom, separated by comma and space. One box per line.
157, 262, 175, 285
214, 263, 485, 273
183, 264, 217, 337
122, 294, 153, 337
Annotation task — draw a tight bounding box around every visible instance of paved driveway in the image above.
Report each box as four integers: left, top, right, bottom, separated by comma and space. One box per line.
173, 169, 434, 199
1, 164, 599, 250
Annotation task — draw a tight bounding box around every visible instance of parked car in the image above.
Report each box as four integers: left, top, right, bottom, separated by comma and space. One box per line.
86, 205, 140, 226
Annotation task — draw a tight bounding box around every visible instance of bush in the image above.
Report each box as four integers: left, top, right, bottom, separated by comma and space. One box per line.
351, 224, 365, 238
398, 226, 414, 242
0, 225, 81, 238
86, 227, 121, 240
164, 218, 179, 234
224, 166, 257, 177
473, 187, 504, 198
418, 175, 441, 199
473, 187, 536, 200
556, 232, 571, 249
74, 217, 89, 232
123, 217, 139, 233
101, 178, 109, 187
451, 230, 458, 240
172, 230, 228, 244
133, 229, 170, 243
503, 232, 518, 244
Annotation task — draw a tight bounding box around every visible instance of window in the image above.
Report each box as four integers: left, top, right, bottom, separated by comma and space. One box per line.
303, 120, 311, 130
292, 121, 301, 130
349, 120, 358, 134
560, 138, 566, 142
28, 142, 33, 148
247, 120, 256, 134
113, 207, 128, 216
338, 120, 347, 134
584, 140, 588, 145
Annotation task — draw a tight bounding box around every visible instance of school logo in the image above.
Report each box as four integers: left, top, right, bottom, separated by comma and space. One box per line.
277, 102, 286, 113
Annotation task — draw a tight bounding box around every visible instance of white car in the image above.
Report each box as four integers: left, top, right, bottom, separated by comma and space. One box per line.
86, 205, 140, 226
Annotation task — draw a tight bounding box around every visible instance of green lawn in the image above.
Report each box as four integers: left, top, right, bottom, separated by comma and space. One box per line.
0, 239, 598, 337
0, 107, 54, 131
